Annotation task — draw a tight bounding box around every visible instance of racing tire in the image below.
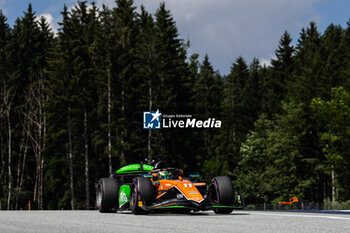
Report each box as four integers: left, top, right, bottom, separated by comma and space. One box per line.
96, 178, 119, 213
210, 176, 234, 214
130, 177, 153, 215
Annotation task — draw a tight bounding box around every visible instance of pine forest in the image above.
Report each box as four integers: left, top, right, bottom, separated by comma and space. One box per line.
1, 0, 350, 210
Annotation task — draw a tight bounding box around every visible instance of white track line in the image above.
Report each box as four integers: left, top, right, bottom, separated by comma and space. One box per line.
252, 212, 350, 220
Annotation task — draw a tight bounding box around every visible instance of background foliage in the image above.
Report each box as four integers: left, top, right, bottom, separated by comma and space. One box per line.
1, 0, 350, 210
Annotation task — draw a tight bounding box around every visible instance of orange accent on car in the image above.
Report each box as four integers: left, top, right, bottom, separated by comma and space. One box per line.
155, 179, 204, 203
279, 196, 300, 205
193, 183, 207, 186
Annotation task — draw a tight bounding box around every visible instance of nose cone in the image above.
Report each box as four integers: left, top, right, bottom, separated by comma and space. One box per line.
177, 181, 204, 203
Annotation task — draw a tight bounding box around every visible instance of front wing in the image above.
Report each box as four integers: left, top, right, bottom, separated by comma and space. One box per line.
138, 193, 245, 212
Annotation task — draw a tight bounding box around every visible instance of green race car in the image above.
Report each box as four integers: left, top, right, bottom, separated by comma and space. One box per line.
96, 162, 244, 214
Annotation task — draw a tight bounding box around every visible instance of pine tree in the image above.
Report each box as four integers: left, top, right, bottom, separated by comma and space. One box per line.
193, 55, 223, 175
113, 0, 141, 163
279, 22, 334, 203
268, 31, 295, 114
90, 5, 116, 176
0, 10, 12, 210
46, 5, 76, 210
194, 55, 215, 119
342, 19, 350, 91
245, 58, 262, 125
152, 2, 192, 168
321, 24, 346, 90
188, 53, 200, 88
67, 0, 100, 210
25, 15, 53, 210
5, 4, 51, 210
135, 5, 156, 160
291, 22, 323, 102
215, 57, 250, 177
225, 57, 249, 151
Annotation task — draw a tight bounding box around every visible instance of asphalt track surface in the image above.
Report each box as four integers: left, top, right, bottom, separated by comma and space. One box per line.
1, 210, 350, 233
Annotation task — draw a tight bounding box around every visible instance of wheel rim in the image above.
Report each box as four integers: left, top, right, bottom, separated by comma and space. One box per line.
130, 184, 137, 211
210, 179, 220, 213
130, 190, 135, 209
96, 182, 102, 208
212, 179, 220, 203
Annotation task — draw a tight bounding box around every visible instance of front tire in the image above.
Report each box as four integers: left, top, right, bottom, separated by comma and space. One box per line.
96, 178, 119, 213
130, 177, 153, 215
210, 176, 234, 214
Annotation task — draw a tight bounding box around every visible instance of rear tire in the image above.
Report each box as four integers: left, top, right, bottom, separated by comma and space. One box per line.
130, 177, 153, 215
210, 176, 234, 214
96, 178, 119, 213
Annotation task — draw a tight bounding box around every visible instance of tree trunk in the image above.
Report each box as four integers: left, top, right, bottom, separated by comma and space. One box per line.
323, 173, 327, 202
15, 137, 23, 209
107, 68, 112, 174
3, 80, 12, 210
121, 90, 125, 159
7, 110, 12, 210
41, 72, 47, 210
39, 159, 43, 209
84, 107, 90, 210
16, 133, 29, 210
33, 162, 38, 207
68, 105, 75, 210
331, 164, 335, 203
38, 154, 42, 210
147, 82, 152, 161
231, 94, 237, 154
38, 86, 43, 210
39, 78, 43, 210
15, 130, 24, 210
41, 98, 47, 211
0, 138, 4, 198
15, 127, 29, 210
27, 80, 44, 210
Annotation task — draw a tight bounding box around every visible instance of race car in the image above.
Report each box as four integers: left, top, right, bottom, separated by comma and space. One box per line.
96, 161, 244, 214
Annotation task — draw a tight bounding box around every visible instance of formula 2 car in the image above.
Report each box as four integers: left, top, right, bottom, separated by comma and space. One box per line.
96, 161, 244, 214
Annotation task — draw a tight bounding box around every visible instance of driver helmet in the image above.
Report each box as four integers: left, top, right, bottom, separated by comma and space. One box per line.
159, 171, 171, 180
